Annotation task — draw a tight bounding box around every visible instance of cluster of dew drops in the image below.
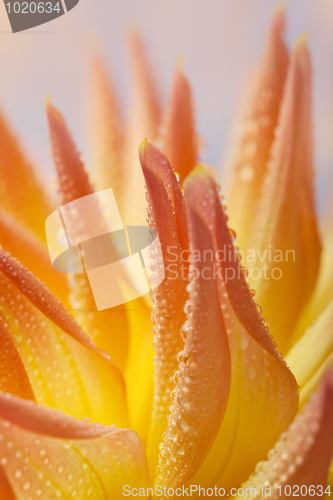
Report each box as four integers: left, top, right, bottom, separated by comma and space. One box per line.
146, 164, 281, 367
215, 182, 284, 358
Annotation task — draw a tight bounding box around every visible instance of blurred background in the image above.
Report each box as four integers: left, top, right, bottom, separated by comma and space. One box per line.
0, 0, 332, 213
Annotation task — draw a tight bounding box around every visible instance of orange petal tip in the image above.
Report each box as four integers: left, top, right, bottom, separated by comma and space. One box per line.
295, 32, 309, 48
275, 0, 288, 14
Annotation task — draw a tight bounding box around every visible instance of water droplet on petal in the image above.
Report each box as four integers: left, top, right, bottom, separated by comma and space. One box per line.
229, 229, 236, 242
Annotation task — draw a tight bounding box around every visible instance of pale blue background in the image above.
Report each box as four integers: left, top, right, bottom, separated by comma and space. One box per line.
0, 0, 332, 213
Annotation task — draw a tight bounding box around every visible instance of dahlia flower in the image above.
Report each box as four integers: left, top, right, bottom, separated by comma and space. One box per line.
0, 5, 332, 499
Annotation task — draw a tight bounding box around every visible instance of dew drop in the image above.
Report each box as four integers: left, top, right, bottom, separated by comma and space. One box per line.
183, 353, 193, 366
240, 266, 248, 278
262, 319, 270, 330
229, 229, 236, 242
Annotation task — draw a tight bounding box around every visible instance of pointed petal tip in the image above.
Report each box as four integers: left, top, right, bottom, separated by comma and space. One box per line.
183, 165, 216, 191
295, 32, 309, 48
275, 1, 288, 15
273, 1, 287, 27
128, 25, 139, 40
139, 140, 167, 170
46, 100, 66, 128
268, 1, 287, 41
292, 33, 310, 64
138, 139, 155, 168
45, 93, 52, 108
176, 55, 186, 71
138, 137, 148, 154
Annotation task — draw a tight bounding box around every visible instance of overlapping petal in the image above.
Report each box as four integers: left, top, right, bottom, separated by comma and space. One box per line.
183, 168, 298, 491
286, 299, 333, 405
152, 164, 231, 489
47, 102, 129, 370
0, 247, 128, 427
0, 392, 150, 499
247, 38, 321, 354
226, 6, 289, 251
292, 221, 333, 345
232, 369, 333, 499
0, 318, 34, 401
0, 6, 330, 498
139, 142, 189, 475
159, 63, 198, 181
47, 101, 155, 443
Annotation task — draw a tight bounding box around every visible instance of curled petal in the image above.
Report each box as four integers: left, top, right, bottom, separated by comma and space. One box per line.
139, 142, 188, 475
0, 108, 52, 241
0, 392, 150, 499
248, 38, 321, 354
0, 391, 110, 438
0, 319, 34, 401
0, 252, 128, 427
190, 168, 281, 360
155, 169, 231, 488
185, 168, 298, 490
160, 63, 197, 181
139, 140, 188, 248
232, 370, 333, 499
226, 6, 289, 251
286, 299, 333, 405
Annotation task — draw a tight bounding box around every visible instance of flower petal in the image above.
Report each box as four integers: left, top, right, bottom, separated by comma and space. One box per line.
47, 101, 129, 370
91, 54, 124, 196
0, 205, 69, 304
139, 142, 188, 475
125, 298, 155, 442
122, 32, 162, 226
0, 108, 52, 242
0, 247, 107, 359
247, 37, 321, 354
291, 221, 333, 345
0, 318, 34, 401
232, 369, 333, 499
155, 168, 231, 488
0, 249, 129, 427
184, 168, 298, 491
226, 6, 289, 251
286, 299, 333, 405
159, 63, 197, 181
0, 392, 150, 499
